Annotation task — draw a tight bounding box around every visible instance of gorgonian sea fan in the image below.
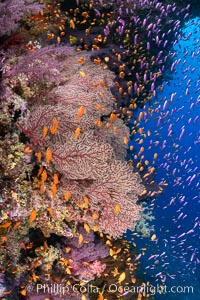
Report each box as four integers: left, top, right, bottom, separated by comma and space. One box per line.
19, 104, 100, 145
95, 118, 130, 160
59, 162, 144, 238
51, 132, 114, 180
84, 160, 144, 237
2, 45, 71, 86
14, 45, 144, 238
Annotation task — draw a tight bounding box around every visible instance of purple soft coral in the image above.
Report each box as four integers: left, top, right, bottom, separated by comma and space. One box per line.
0, 0, 44, 36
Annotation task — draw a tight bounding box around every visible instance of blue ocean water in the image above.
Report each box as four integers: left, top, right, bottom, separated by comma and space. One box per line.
127, 17, 200, 300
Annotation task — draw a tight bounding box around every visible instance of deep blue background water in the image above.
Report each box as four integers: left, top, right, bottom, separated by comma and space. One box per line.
126, 17, 200, 300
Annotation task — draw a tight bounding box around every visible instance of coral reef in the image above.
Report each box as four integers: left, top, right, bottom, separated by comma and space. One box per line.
0, 1, 152, 299
2, 44, 143, 238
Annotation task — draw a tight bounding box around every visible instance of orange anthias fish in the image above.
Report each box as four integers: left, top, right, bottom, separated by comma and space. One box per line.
47, 207, 54, 218
117, 271, 126, 284
94, 58, 101, 65
96, 119, 103, 127
99, 79, 105, 87
77, 106, 85, 120
70, 19, 75, 29
30, 209, 37, 223
79, 71, 86, 78
50, 117, 59, 134
84, 223, 90, 234
153, 152, 158, 160
97, 292, 104, 300
41, 169, 47, 183
0, 221, 12, 228
123, 136, 129, 145
13, 221, 21, 228
3, 290, 12, 295
74, 127, 81, 141
32, 272, 39, 283
93, 225, 99, 231
35, 151, 42, 162
83, 196, 89, 206
53, 174, 59, 185
52, 117, 59, 128
46, 147, 52, 164
96, 104, 104, 112
114, 204, 121, 214
42, 126, 48, 139
65, 190, 71, 201
77, 57, 85, 64
24, 146, 32, 154
78, 233, 83, 245
139, 146, 144, 154
151, 234, 157, 241
138, 112, 144, 121
110, 113, 118, 122
92, 212, 99, 220
51, 183, 57, 198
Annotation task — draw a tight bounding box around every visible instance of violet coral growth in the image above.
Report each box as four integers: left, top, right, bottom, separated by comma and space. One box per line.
2, 45, 71, 97
0, 0, 44, 37
61, 227, 109, 281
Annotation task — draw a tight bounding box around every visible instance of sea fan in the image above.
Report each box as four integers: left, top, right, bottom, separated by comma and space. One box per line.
2, 45, 70, 86
84, 160, 143, 237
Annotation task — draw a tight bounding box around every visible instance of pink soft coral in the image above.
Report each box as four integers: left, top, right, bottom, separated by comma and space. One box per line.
88, 260, 106, 278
